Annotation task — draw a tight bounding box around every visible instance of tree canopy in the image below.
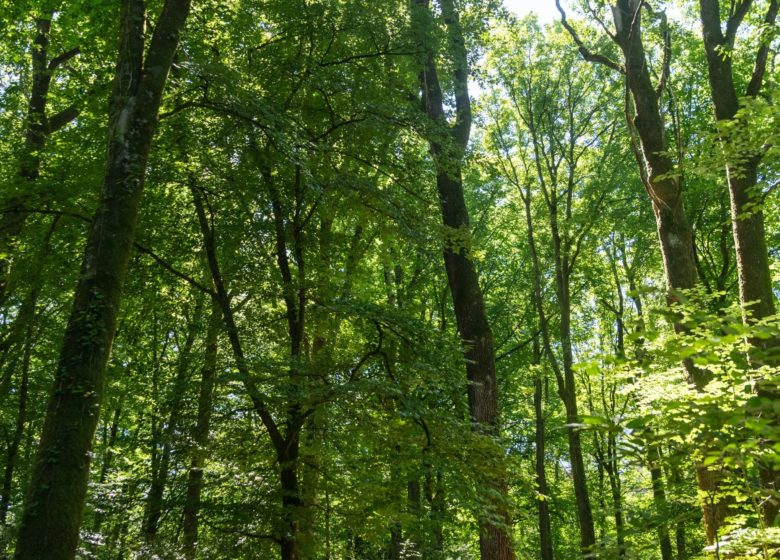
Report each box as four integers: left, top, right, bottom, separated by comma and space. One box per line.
0, 1, 779, 559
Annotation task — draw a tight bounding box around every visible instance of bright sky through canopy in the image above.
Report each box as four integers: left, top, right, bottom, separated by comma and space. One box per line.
503, 0, 560, 23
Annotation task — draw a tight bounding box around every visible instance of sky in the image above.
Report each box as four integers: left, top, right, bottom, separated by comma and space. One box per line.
503, 0, 560, 23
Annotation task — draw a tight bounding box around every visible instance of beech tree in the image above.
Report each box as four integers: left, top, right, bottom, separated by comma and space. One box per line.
13, 1, 192, 558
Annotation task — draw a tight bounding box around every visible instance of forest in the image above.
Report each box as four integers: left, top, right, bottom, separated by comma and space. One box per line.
0, 0, 779, 558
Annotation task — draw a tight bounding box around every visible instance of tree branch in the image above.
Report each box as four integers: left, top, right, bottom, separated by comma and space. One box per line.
48, 47, 80, 71
3, 207, 215, 296
556, 0, 624, 74
726, 0, 754, 44
47, 104, 80, 133
746, 0, 779, 97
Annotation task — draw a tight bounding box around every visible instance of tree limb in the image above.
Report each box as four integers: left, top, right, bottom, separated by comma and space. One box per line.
556, 0, 625, 74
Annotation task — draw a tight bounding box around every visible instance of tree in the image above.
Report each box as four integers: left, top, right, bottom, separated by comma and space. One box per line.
14, 1, 192, 557
698, 0, 780, 525
412, 1, 516, 557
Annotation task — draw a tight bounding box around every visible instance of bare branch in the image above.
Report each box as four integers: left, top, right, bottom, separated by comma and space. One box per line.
746, 0, 779, 96
726, 0, 755, 44
48, 47, 80, 71
47, 104, 80, 133
556, 0, 624, 74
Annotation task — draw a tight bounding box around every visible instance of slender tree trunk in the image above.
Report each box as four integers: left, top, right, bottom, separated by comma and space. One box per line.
182, 299, 220, 559
0, 220, 56, 525
143, 300, 200, 543
0, 17, 79, 305
699, 0, 780, 526
604, 437, 626, 558
92, 406, 122, 537
424, 460, 445, 556
192, 184, 302, 560
13, 2, 191, 558
551, 233, 597, 552
520, 163, 595, 552
0, 324, 32, 525
412, 2, 514, 557
610, 244, 673, 559
533, 338, 554, 560
641, 444, 673, 560
670, 461, 688, 560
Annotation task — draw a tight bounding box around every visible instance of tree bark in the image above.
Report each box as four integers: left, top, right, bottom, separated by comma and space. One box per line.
182, 299, 220, 559
412, 1, 515, 558
13, 1, 191, 558
699, 0, 780, 527
533, 338, 554, 560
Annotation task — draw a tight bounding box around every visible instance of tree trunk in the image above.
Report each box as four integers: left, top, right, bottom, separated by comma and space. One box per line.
91, 406, 122, 537
605, 1, 725, 542
13, 2, 191, 558
645, 445, 673, 560
533, 338, 554, 560
699, 0, 780, 526
182, 299, 220, 560
193, 184, 303, 560
550, 221, 597, 552
279, 443, 302, 560
412, 2, 515, 557
0, 324, 32, 525
0, 17, 79, 305
143, 299, 200, 543
604, 436, 626, 558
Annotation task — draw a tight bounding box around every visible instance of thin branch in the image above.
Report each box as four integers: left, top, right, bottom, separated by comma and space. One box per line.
3, 207, 215, 296
318, 49, 423, 67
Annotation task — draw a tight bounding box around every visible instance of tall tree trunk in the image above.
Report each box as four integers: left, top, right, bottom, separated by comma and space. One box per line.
550, 223, 597, 552
699, 0, 780, 527
182, 299, 220, 560
519, 160, 595, 552
611, 242, 673, 559
0, 324, 32, 525
558, 0, 732, 542
14, 2, 191, 558
192, 184, 301, 560
0, 17, 79, 305
604, 434, 626, 558
533, 338, 554, 560
412, 2, 515, 558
